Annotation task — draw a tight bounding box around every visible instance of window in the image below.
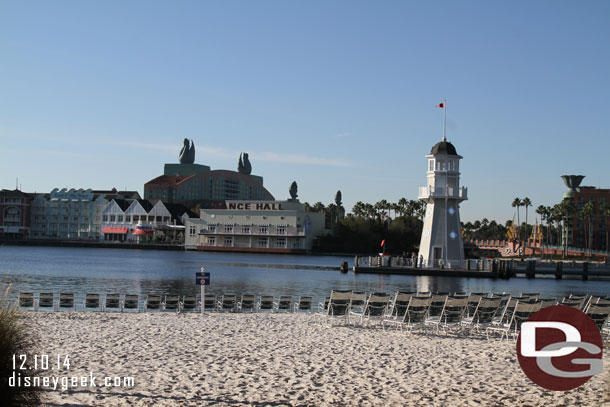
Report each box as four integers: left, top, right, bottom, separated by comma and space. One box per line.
277, 227, 286, 235
189, 225, 196, 237
156, 216, 162, 222
259, 226, 268, 234
133, 215, 139, 222
225, 225, 233, 233
259, 237, 268, 247
125, 215, 131, 223
117, 215, 123, 222
224, 236, 233, 246
242, 226, 250, 234
110, 215, 116, 222
209, 225, 216, 233
207, 236, 216, 245
429, 159, 434, 171
276, 238, 286, 248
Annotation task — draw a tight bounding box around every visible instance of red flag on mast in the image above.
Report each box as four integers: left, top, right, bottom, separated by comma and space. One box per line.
436, 102, 445, 108
380, 240, 385, 247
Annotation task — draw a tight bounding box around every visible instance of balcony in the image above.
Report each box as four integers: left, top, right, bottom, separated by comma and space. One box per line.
418, 186, 468, 200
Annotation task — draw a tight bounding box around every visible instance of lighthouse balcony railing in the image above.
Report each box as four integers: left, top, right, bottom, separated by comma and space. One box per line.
418, 186, 468, 200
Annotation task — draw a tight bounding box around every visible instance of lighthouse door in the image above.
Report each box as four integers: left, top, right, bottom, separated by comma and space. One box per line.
433, 247, 443, 262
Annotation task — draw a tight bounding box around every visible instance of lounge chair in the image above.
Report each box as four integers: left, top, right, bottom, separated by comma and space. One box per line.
352, 292, 391, 326
487, 300, 541, 341
561, 298, 584, 309
237, 294, 257, 312
275, 296, 293, 312
294, 296, 313, 312
38, 293, 55, 311
490, 293, 511, 315
585, 304, 610, 331
163, 295, 180, 312
181, 295, 198, 312
466, 293, 488, 317
521, 292, 540, 301
388, 291, 416, 319
123, 295, 140, 312
217, 294, 237, 312
425, 295, 469, 335
324, 289, 352, 324
104, 294, 121, 311
257, 295, 275, 312
568, 294, 589, 310
317, 297, 330, 314
349, 291, 367, 315
538, 298, 558, 308
83, 294, 101, 311
202, 294, 217, 311
18, 292, 35, 310
144, 295, 162, 311
428, 293, 448, 318
383, 296, 431, 333
58, 293, 76, 311
461, 297, 502, 334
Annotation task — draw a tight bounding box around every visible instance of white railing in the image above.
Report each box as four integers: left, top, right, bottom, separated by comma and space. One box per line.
418, 186, 468, 200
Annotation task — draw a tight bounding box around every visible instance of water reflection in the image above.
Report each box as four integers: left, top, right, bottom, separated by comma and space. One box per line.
1, 246, 610, 304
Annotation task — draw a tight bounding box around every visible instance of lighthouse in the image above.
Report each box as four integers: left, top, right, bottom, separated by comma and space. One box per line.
417, 137, 468, 268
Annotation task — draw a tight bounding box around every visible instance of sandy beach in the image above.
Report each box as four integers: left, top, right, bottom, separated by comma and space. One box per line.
22, 312, 610, 407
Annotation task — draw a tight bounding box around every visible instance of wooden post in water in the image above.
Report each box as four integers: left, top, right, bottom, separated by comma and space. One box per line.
555, 262, 563, 280
582, 262, 589, 281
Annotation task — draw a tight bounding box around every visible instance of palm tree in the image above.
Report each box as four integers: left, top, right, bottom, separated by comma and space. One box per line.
600, 202, 610, 253
522, 197, 532, 236
581, 200, 596, 257
312, 202, 325, 213
512, 198, 522, 241
536, 205, 549, 251
557, 198, 575, 258
352, 201, 365, 218
397, 198, 408, 217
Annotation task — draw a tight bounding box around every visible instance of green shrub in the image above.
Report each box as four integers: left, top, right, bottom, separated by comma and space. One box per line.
0, 285, 42, 407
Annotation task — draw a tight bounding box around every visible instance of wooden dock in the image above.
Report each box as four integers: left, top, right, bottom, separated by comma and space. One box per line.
353, 257, 610, 281
354, 266, 498, 278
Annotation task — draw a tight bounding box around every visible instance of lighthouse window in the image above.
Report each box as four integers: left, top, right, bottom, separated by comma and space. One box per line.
429, 160, 434, 171
436, 160, 444, 171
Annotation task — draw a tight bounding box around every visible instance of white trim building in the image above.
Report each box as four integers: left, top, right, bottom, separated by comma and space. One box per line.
184, 200, 327, 253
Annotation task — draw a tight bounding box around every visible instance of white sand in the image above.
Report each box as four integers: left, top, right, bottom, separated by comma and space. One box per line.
22, 312, 610, 407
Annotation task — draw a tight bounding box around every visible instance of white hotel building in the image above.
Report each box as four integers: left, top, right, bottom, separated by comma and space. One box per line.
184, 200, 327, 253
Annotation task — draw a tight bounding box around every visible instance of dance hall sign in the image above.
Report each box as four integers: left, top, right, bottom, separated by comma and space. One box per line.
227, 201, 284, 211
516, 305, 603, 391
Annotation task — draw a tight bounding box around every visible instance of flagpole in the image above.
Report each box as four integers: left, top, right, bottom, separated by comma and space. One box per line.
443, 99, 447, 142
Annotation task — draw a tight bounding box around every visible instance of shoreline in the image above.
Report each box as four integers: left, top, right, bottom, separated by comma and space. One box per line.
27, 312, 610, 407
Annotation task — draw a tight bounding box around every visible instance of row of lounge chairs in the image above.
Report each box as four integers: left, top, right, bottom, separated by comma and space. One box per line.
15, 293, 314, 313
316, 290, 610, 341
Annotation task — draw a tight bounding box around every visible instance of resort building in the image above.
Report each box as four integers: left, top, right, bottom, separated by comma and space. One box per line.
184, 200, 327, 253
100, 199, 195, 243
565, 184, 610, 251
29, 188, 141, 239
0, 189, 32, 239
144, 141, 274, 209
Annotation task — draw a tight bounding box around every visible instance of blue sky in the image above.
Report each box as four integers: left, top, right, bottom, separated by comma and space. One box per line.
1, 1, 609, 222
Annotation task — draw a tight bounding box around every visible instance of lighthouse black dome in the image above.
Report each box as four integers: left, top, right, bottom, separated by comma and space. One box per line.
430, 140, 458, 156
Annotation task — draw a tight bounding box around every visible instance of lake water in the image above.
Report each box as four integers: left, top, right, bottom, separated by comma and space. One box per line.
1, 246, 609, 306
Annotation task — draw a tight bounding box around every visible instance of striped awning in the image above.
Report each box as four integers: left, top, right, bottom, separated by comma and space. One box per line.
133, 229, 154, 235
102, 227, 128, 234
